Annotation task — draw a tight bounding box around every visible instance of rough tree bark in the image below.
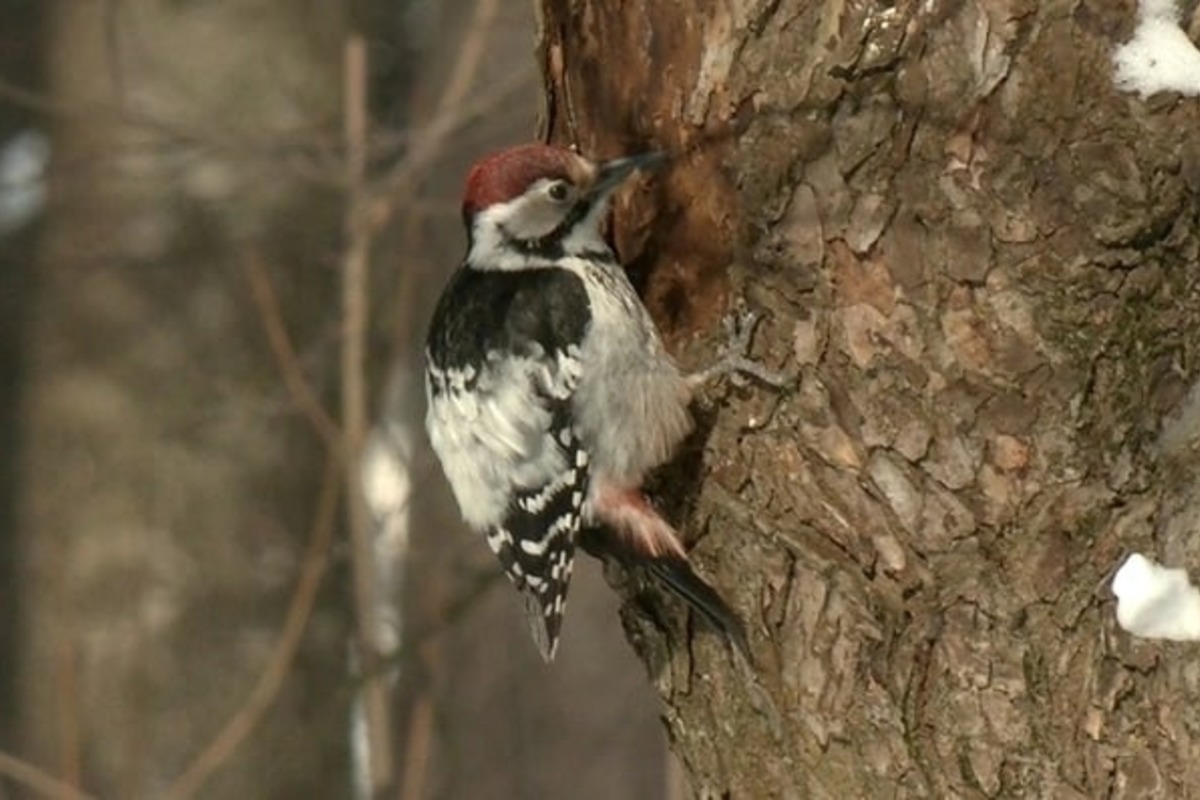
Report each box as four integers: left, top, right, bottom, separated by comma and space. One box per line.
537, 1, 1200, 797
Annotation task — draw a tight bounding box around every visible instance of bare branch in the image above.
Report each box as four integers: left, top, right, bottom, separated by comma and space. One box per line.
242, 252, 343, 450
0, 751, 98, 800
102, 0, 126, 105
341, 33, 397, 798
54, 633, 81, 793
161, 452, 341, 800
0, 77, 341, 186
372, 11, 534, 226
437, 0, 502, 121
399, 696, 434, 800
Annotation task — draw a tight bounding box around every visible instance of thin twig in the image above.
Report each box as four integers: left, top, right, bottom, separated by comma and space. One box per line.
341, 33, 396, 798
0, 752, 98, 800
369, 65, 532, 243
54, 632, 81, 793
375, 0, 499, 221
242, 252, 343, 450
363, 565, 502, 684
102, 0, 126, 106
0, 77, 341, 186
161, 452, 342, 800
373, 64, 533, 222
399, 695, 434, 800
436, 0, 502, 121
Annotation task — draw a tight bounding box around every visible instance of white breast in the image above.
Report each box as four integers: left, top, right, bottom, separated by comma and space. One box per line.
563, 256, 694, 485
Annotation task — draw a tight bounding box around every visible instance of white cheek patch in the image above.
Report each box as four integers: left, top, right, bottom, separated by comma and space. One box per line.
466, 197, 613, 270
469, 196, 565, 257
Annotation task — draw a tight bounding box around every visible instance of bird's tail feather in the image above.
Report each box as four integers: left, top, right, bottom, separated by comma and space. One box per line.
579, 526, 751, 660
644, 557, 751, 661
521, 590, 562, 662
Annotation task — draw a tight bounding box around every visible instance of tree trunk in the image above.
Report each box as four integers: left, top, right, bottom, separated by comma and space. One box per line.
537, 1, 1200, 796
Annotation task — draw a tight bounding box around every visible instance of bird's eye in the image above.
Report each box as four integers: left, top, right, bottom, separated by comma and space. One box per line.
547, 181, 570, 202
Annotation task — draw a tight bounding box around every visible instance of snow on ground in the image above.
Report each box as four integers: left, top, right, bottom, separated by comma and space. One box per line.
1113, 0, 1200, 97
1112, 552, 1200, 641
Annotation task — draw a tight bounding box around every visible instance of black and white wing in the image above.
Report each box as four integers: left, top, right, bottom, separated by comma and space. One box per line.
424, 267, 591, 660
486, 400, 588, 660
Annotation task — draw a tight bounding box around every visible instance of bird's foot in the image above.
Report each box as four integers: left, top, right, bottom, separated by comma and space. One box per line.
687, 307, 792, 391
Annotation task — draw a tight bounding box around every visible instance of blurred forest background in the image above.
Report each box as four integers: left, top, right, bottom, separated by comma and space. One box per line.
0, 1, 674, 798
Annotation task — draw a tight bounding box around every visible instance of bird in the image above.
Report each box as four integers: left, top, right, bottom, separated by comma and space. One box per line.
423, 143, 781, 661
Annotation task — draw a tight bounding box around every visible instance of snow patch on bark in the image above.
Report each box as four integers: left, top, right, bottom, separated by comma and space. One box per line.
1112, 552, 1200, 640
1113, 0, 1200, 97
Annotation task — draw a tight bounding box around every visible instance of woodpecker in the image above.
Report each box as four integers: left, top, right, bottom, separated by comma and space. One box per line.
424, 143, 778, 661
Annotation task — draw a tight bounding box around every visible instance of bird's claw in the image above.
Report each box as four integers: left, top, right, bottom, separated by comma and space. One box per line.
688, 305, 792, 390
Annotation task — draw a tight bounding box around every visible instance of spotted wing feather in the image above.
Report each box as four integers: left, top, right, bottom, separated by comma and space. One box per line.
486, 404, 588, 660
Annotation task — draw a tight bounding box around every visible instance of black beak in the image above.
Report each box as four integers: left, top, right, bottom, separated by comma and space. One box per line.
589, 151, 668, 199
